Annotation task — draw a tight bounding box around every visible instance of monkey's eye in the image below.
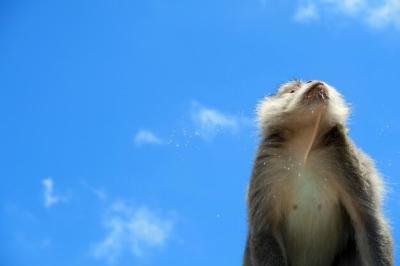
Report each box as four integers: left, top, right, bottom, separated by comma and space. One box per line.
288, 84, 301, 93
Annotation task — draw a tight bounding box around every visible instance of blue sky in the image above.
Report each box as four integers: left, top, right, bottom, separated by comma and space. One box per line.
1, 0, 400, 265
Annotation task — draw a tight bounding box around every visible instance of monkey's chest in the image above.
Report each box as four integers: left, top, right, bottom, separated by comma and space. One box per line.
281, 171, 344, 266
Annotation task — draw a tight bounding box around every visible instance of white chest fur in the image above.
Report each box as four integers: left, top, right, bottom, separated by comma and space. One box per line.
282, 167, 344, 266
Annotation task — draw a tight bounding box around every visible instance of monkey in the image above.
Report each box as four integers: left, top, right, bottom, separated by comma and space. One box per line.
243, 80, 393, 266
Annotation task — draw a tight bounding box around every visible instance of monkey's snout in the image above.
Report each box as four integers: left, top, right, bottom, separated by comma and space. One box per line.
303, 81, 329, 104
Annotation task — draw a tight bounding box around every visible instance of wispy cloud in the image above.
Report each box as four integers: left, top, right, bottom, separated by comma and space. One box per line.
134, 103, 252, 147
42, 178, 67, 208
92, 201, 174, 263
134, 129, 163, 146
191, 102, 250, 140
294, 0, 400, 29
81, 181, 108, 201
325, 0, 366, 15
294, 3, 319, 22
367, 0, 400, 29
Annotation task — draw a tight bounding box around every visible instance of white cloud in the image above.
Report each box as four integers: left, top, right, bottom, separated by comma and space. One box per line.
92, 201, 174, 263
323, 0, 366, 14
91, 188, 108, 201
134, 129, 163, 146
82, 181, 108, 201
367, 0, 400, 28
294, 3, 319, 22
191, 102, 249, 139
295, 0, 400, 29
42, 178, 67, 208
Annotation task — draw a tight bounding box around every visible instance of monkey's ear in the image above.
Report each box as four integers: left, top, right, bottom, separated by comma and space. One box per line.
256, 95, 283, 133
256, 97, 270, 131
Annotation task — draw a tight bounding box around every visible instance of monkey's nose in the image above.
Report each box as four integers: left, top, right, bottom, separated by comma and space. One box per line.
304, 81, 329, 102
306, 80, 325, 87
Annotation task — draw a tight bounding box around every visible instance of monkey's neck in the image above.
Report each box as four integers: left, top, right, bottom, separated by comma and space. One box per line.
289, 107, 325, 165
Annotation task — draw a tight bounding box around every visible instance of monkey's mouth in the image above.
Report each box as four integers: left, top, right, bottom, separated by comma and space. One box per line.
302, 82, 329, 105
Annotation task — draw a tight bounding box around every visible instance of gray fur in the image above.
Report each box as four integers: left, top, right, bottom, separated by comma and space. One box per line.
244, 80, 393, 266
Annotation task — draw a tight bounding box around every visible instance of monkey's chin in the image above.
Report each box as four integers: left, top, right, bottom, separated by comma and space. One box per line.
288, 87, 330, 121
295, 101, 328, 121
301, 93, 329, 107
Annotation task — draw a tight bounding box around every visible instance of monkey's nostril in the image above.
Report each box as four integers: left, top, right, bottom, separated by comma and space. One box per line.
306, 80, 313, 84
304, 82, 328, 102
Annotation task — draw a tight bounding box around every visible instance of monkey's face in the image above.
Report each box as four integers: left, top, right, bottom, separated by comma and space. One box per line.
257, 80, 349, 132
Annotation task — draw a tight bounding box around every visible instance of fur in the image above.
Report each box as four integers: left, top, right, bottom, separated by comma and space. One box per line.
244, 80, 393, 266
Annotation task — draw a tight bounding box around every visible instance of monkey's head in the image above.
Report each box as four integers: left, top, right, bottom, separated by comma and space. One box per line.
257, 80, 349, 134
